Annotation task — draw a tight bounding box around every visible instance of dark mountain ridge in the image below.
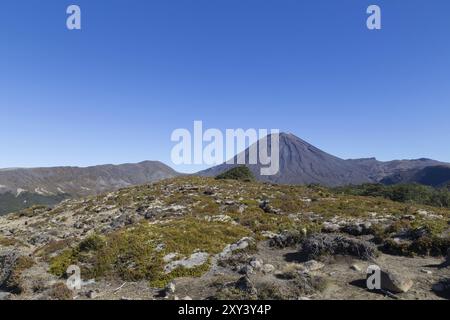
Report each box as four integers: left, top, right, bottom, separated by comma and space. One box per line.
198, 133, 448, 186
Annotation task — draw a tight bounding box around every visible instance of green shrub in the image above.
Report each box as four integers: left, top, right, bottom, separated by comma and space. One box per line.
215, 166, 255, 182
334, 183, 450, 209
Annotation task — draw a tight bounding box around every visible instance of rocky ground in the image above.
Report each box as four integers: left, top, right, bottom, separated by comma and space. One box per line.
0, 176, 449, 300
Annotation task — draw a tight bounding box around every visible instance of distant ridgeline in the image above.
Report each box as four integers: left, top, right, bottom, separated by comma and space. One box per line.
0, 161, 180, 216
0, 191, 69, 216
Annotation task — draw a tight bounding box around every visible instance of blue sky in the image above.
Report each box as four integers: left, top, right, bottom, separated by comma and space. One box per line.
1, 0, 450, 172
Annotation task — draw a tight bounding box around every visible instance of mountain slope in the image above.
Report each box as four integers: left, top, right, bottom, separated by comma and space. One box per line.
198, 133, 448, 187
0, 161, 180, 215
346, 157, 444, 182
381, 165, 450, 187
0, 176, 448, 300
199, 133, 371, 186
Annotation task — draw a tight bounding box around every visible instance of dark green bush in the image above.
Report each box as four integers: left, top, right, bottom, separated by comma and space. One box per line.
215, 166, 255, 182
334, 183, 450, 208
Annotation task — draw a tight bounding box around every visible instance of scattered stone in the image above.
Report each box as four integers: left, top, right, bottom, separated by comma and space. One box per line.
174, 295, 193, 300
205, 215, 232, 223
235, 276, 257, 295
164, 252, 209, 273
0, 292, 12, 300
218, 237, 253, 259
164, 282, 176, 295
260, 231, 278, 239
301, 260, 324, 272
155, 243, 165, 252
351, 264, 362, 272
262, 264, 275, 274
249, 258, 263, 270
0, 250, 19, 288
420, 269, 432, 275
322, 222, 340, 233
87, 289, 100, 299
163, 253, 178, 263
417, 209, 429, 216
29, 234, 51, 245
237, 205, 246, 214
239, 265, 254, 275
74, 221, 84, 229
379, 269, 414, 294
144, 211, 157, 220
259, 200, 281, 214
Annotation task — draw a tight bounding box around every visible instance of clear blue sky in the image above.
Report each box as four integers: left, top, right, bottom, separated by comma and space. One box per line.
1, 0, 450, 173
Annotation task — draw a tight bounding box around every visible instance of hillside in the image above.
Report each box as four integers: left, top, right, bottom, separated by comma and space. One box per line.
0, 161, 180, 215
0, 176, 448, 300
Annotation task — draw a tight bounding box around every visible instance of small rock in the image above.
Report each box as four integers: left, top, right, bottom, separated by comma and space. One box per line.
165, 282, 176, 295
87, 290, 100, 299
417, 209, 429, 216
420, 269, 432, 275
259, 200, 281, 214
262, 264, 275, 274
144, 211, 156, 220
239, 265, 254, 275
155, 243, 165, 252
322, 222, 340, 233
260, 231, 278, 239
74, 221, 84, 229
237, 205, 246, 214
163, 253, 178, 263
235, 276, 257, 295
380, 269, 414, 293
301, 260, 325, 272
218, 237, 253, 259
164, 252, 209, 273
0, 292, 12, 300
249, 258, 263, 270
351, 264, 362, 272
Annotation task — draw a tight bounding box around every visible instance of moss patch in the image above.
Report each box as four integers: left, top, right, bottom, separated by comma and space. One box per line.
49, 217, 251, 287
